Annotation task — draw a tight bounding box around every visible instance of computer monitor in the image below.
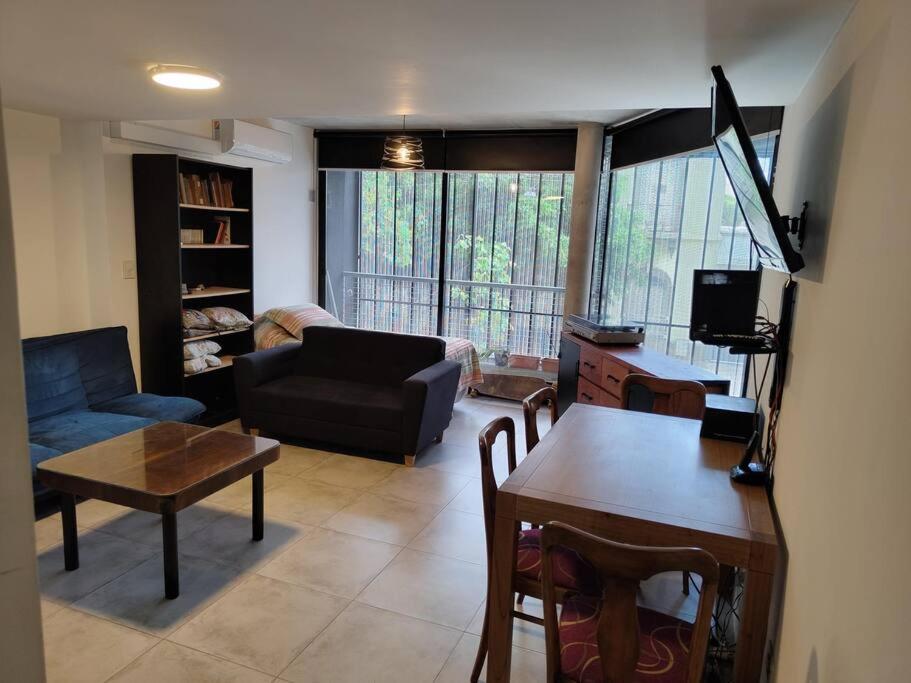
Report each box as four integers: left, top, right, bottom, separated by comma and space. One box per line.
689, 269, 761, 341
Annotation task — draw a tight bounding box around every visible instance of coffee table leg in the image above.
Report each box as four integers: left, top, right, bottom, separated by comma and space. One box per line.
252, 469, 264, 541
162, 512, 179, 599
60, 493, 79, 571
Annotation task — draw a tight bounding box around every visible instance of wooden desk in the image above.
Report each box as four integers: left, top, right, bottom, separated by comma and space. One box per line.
485, 403, 778, 682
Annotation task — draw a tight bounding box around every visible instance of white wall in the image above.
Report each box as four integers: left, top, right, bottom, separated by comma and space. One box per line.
760, 0, 911, 679
2, 111, 317, 380
0, 95, 46, 681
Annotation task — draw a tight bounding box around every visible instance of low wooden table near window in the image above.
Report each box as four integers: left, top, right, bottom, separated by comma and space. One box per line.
484, 403, 779, 683
37, 422, 280, 599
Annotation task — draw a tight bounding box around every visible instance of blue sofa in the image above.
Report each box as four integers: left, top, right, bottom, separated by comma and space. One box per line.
23, 326, 205, 494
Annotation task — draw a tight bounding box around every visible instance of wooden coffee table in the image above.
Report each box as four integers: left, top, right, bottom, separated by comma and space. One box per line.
37, 421, 280, 599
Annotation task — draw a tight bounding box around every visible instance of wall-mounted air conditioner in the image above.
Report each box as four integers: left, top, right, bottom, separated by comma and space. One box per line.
219, 119, 292, 164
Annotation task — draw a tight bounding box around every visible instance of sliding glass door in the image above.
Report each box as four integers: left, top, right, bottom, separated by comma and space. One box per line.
323, 169, 573, 360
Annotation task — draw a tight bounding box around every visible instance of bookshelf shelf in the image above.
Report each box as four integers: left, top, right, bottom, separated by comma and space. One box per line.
133, 154, 254, 425
185, 354, 235, 378
181, 244, 250, 249
182, 286, 251, 300
180, 203, 250, 213
183, 327, 251, 343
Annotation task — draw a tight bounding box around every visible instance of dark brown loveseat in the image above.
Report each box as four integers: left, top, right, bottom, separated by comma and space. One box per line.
233, 326, 460, 465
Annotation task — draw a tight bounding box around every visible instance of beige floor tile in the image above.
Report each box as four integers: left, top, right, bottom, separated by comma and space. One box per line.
258, 527, 400, 598
42, 607, 157, 683
281, 602, 461, 683
369, 467, 472, 506
109, 640, 272, 682
322, 492, 441, 545
253, 477, 363, 525
38, 530, 157, 603
638, 571, 700, 621
74, 498, 131, 527
170, 574, 348, 675
214, 418, 246, 434
419, 441, 483, 477
358, 549, 486, 629
72, 553, 242, 635
40, 598, 64, 621
181, 511, 310, 571
444, 478, 484, 515
91, 503, 229, 548
300, 453, 398, 489
267, 444, 333, 477
467, 598, 548, 654
34, 513, 63, 551
206, 471, 295, 509
434, 632, 546, 683
408, 508, 487, 565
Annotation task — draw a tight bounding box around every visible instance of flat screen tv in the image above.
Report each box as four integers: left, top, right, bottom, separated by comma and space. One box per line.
711, 65, 804, 274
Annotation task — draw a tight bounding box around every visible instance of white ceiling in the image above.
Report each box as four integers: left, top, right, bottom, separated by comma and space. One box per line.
0, 0, 854, 128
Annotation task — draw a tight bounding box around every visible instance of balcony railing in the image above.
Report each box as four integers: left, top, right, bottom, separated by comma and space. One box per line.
343, 271, 565, 358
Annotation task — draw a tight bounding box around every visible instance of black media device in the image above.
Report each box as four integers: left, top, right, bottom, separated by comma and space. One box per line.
701, 394, 759, 443
711, 65, 805, 274
689, 269, 761, 344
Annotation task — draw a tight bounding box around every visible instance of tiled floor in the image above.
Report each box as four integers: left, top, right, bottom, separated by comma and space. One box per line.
35, 396, 697, 682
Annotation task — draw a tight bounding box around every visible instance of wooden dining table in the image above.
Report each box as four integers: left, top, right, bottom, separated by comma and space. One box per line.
485, 403, 779, 683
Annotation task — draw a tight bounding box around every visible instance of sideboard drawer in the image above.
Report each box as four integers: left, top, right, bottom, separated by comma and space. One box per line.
600, 389, 622, 409
577, 376, 601, 405
579, 347, 602, 385
599, 356, 629, 398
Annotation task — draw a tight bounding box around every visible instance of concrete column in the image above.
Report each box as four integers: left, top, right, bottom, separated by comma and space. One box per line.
563, 123, 604, 318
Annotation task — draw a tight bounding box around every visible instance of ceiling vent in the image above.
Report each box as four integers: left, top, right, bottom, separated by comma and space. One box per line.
219, 119, 292, 164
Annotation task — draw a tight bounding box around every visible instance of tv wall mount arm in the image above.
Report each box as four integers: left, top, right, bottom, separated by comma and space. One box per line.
781, 201, 808, 250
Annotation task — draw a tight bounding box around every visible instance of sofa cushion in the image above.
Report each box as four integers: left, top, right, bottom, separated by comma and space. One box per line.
22, 326, 137, 407
24, 345, 88, 422
252, 376, 403, 431
28, 411, 156, 454
29, 443, 63, 492
294, 326, 445, 387
94, 393, 205, 423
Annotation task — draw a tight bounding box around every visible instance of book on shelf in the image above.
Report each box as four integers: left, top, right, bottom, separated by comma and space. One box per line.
180, 228, 204, 244
179, 172, 235, 208
213, 216, 232, 245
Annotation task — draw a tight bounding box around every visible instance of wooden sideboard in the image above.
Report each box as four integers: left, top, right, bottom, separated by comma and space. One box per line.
556, 332, 731, 415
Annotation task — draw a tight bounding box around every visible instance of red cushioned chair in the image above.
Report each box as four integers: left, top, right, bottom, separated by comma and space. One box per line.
471, 417, 598, 683
540, 522, 719, 683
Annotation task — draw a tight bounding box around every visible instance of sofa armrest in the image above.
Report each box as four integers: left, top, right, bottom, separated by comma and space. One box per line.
402, 359, 461, 456
233, 344, 300, 426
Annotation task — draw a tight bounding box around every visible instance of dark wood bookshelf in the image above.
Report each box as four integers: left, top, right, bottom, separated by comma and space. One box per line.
132, 154, 254, 425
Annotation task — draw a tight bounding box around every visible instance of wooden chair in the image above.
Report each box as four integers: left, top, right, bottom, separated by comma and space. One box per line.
620, 374, 707, 421
540, 522, 719, 683
522, 385, 559, 454
471, 417, 598, 683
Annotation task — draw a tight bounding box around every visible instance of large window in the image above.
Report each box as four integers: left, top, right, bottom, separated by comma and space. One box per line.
590, 137, 776, 395
329, 170, 573, 360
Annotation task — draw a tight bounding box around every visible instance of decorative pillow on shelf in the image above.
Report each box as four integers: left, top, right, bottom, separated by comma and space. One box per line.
183, 340, 221, 360
201, 307, 253, 330
261, 304, 343, 340
183, 357, 207, 375
182, 308, 215, 331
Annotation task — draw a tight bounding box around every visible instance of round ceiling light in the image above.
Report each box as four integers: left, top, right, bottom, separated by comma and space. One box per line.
148, 64, 222, 90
